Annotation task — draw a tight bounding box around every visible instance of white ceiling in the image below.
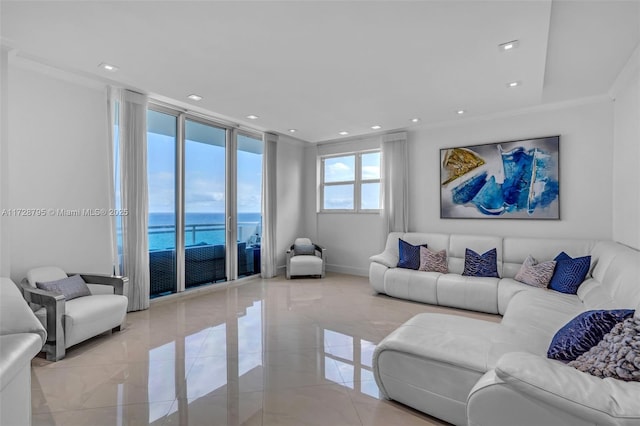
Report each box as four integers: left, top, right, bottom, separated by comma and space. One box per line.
1, 1, 638, 143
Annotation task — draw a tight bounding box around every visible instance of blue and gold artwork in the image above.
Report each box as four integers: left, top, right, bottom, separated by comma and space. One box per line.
441, 136, 560, 219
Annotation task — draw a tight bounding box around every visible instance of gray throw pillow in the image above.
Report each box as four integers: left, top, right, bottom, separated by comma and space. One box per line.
294, 244, 316, 256
36, 274, 91, 301
568, 317, 640, 382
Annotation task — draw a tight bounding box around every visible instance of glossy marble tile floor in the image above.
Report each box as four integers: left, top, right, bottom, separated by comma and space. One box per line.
31, 273, 500, 426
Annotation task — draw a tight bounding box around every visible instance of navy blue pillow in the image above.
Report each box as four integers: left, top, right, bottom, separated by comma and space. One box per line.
398, 239, 426, 270
462, 248, 499, 278
547, 309, 635, 361
548, 252, 591, 294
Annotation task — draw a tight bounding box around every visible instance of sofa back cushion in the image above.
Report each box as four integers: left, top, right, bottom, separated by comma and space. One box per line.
502, 237, 596, 279
581, 241, 640, 310
448, 234, 503, 275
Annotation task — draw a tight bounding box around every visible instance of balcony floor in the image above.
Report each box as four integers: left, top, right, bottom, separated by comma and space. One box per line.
30, 272, 499, 426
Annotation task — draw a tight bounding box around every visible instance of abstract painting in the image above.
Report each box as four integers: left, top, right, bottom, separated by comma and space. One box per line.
440, 136, 560, 219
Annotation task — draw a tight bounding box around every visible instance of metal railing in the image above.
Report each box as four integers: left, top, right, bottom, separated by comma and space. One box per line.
147, 222, 260, 251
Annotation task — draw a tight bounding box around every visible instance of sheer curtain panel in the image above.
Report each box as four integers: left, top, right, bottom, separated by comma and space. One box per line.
261, 133, 278, 278
109, 88, 150, 311
381, 132, 409, 234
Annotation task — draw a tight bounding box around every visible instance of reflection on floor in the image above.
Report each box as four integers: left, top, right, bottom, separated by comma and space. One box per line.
31, 272, 500, 426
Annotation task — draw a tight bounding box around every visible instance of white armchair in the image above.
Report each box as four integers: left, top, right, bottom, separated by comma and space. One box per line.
21, 266, 128, 361
286, 238, 326, 279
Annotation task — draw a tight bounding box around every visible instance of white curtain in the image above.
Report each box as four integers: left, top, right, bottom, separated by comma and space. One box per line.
261, 132, 278, 278
381, 132, 409, 234
108, 88, 150, 311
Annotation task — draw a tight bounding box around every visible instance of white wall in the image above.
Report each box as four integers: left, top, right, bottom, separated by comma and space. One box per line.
611, 46, 640, 250
304, 136, 386, 276
306, 99, 616, 276
275, 134, 307, 270
409, 99, 614, 240
8, 61, 113, 282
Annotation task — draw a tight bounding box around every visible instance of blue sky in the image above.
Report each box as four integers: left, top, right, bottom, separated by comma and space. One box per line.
146, 113, 263, 214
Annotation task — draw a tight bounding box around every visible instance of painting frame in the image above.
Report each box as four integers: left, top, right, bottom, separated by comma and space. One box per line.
440, 135, 560, 220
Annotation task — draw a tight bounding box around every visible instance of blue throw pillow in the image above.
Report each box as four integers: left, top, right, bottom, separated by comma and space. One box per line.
547, 309, 635, 361
548, 252, 591, 294
462, 248, 499, 278
397, 239, 426, 270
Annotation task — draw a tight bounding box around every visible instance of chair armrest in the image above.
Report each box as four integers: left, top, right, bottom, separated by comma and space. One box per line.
20, 283, 64, 343
313, 244, 326, 259
75, 274, 128, 296
490, 352, 640, 423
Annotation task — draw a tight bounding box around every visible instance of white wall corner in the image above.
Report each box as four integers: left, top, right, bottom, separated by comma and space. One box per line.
609, 42, 640, 101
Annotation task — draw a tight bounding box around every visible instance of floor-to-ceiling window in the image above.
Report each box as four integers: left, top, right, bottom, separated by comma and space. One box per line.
147, 108, 178, 296
237, 133, 263, 277
147, 106, 263, 298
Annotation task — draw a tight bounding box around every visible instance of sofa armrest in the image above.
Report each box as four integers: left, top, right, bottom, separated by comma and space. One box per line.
471, 352, 640, 425
369, 251, 398, 268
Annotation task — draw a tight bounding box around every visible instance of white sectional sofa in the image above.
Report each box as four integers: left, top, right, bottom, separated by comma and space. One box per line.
369, 232, 640, 426
0, 277, 46, 426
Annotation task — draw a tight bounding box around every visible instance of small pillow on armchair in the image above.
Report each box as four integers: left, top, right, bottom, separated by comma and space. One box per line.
294, 244, 316, 256
36, 274, 91, 301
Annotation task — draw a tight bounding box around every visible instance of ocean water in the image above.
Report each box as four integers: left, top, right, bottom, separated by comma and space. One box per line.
149, 212, 261, 251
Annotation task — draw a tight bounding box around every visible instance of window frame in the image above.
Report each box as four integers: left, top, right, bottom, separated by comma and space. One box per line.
319, 150, 381, 213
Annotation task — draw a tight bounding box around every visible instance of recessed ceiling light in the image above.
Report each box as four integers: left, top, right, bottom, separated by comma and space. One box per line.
187, 94, 203, 101
98, 62, 119, 72
499, 40, 520, 52
288, 129, 297, 133
456, 109, 466, 115
339, 131, 349, 136
371, 125, 382, 130
507, 81, 522, 88
246, 115, 259, 120
410, 118, 420, 123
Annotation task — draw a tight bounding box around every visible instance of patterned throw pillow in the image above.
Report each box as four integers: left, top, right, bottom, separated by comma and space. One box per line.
462, 248, 499, 278
418, 247, 448, 273
397, 239, 426, 270
36, 274, 91, 301
515, 255, 556, 287
547, 309, 635, 361
549, 252, 591, 294
568, 317, 640, 382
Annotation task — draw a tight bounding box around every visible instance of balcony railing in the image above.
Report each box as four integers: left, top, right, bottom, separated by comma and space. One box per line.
148, 222, 260, 251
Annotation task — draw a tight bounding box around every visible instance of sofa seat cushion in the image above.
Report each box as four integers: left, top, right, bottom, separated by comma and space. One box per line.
436, 274, 499, 314
497, 278, 549, 315
373, 313, 525, 426
383, 268, 440, 304
502, 289, 586, 351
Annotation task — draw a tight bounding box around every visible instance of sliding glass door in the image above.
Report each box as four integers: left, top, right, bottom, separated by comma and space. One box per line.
184, 119, 227, 288
147, 109, 178, 297
147, 107, 263, 298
